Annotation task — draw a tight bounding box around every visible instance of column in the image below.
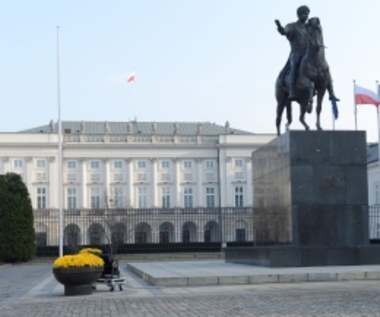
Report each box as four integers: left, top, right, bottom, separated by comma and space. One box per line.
245, 157, 253, 207
196, 158, 203, 207
48, 157, 56, 208
150, 158, 157, 207
104, 159, 111, 206
218, 151, 231, 207
127, 159, 134, 207
174, 158, 181, 207
25, 157, 33, 189
80, 159, 87, 208
1, 157, 9, 174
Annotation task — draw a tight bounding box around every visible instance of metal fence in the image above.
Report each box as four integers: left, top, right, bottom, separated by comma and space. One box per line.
369, 205, 380, 242
34, 205, 380, 257
34, 207, 254, 256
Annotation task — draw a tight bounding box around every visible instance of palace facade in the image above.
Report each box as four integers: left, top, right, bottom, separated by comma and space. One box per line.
0, 120, 275, 247
3, 121, 379, 248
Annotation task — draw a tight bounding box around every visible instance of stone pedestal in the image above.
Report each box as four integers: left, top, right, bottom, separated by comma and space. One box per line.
225, 131, 380, 267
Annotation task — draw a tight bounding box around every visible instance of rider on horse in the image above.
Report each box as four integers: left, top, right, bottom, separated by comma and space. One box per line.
275, 5, 339, 102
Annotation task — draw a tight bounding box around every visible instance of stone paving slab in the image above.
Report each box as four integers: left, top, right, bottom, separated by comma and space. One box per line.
127, 260, 380, 287
2, 262, 380, 316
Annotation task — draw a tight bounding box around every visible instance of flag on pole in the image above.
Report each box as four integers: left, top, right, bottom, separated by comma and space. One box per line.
331, 100, 338, 120
126, 72, 136, 83
354, 84, 380, 106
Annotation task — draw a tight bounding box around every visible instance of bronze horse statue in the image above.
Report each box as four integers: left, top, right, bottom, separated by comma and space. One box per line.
275, 17, 335, 135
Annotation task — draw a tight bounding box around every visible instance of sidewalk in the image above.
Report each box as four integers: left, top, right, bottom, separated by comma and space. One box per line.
1, 261, 380, 316
128, 259, 380, 286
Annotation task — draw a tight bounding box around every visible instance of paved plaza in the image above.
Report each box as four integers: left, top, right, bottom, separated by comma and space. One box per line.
1, 260, 380, 316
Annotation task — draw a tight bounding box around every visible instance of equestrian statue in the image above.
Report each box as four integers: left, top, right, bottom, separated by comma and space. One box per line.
275, 5, 339, 135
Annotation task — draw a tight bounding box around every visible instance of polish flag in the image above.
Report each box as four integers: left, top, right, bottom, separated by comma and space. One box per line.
354, 84, 380, 106
126, 72, 136, 83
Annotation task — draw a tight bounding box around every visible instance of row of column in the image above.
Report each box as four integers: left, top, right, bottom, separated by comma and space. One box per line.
76, 157, 213, 209
0, 155, 252, 209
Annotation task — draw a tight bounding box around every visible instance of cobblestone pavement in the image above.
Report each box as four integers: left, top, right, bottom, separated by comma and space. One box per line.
1, 262, 380, 317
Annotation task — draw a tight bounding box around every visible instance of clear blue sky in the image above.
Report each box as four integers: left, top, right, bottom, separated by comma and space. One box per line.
1, 1, 380, 141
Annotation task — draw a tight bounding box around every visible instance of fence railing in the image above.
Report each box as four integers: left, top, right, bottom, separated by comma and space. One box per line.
33, 205, 380, 257
34, 207, 253, 256
369, 205, 380, 241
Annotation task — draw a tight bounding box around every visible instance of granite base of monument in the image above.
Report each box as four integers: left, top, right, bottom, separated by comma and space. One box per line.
225, 245, 380, 267
225, 131, 380, 267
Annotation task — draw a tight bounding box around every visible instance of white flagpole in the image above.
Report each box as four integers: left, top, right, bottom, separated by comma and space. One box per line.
377, 81, 380, 168
56, 26, 64, 257
353, 80, 358, 130
332, 106, 335, 130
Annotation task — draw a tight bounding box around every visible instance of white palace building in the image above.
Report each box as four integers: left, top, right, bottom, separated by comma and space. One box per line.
0, 120, 275, 248
2, 121, 379, 248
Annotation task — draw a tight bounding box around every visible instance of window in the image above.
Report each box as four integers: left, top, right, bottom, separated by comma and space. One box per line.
90, 160, 100, 169
111, 186, 124, 208
13, 159, 23, 169
137, 187, 147, 208
36, 159, 47, 168
35, 232, 47, 247
234, 159, 244, 168
205, 160, 215, 169
113, 160, 123, 169
161, 187, 171, 208
36, 187, 47, 209
235, 186, 244, 207
183, 160, 192, 169
375, 182, 380, 204
236, 229, 246, 242
184, 187, 193, 208
206, 187, 216, 208
160, 160, 171, 169
67, 187, 77, 209
137, 160, 147, 169
90, 187, 101, 208
67, 160, 77, 169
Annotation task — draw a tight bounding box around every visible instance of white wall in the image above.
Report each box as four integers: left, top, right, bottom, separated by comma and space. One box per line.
0, 131, 275, 209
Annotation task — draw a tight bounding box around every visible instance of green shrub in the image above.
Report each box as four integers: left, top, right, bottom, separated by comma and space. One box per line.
0, 173, 35, 262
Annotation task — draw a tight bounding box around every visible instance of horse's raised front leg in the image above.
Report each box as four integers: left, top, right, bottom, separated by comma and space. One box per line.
299, 102, 310, 131
315, 89, 325, 130
307, 82, 315, 114
276, 103, 285, 136
300, 115, 310, 131
285, 100, 292, 132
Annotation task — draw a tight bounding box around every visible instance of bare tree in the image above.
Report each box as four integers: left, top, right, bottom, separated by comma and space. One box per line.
100, 190, 132, 259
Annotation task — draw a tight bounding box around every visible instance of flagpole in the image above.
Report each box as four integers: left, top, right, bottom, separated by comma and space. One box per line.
56, 26, 64, 257
378, 105, 380, 162
332, 107, 335, 130
377, 81, 380, 168
353, 80, 358, 130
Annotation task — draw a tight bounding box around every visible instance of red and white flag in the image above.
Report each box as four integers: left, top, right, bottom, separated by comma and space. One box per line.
126, 72, 136, 83
354, 84, 380, 106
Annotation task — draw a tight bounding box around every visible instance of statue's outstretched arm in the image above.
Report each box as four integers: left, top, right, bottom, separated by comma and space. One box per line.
275, 20, 286, 35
